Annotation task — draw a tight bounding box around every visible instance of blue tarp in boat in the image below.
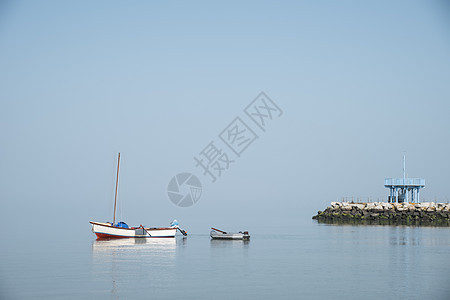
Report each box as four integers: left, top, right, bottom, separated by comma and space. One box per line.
115, 221, 129, 228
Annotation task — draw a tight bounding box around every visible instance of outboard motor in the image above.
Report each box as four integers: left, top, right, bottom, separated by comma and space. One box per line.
170, 219, 187, 236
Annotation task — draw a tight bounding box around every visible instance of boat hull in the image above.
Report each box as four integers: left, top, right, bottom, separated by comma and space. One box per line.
210, 231, 250, 240
90, 221, 177, 238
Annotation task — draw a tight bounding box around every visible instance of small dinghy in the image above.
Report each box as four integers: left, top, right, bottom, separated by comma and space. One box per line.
210, 227, 250, 240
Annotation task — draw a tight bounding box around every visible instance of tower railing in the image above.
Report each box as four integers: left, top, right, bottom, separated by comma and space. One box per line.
384, 178, 425, 186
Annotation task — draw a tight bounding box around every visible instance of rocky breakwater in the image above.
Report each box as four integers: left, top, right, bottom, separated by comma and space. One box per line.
313, 202, 450, 226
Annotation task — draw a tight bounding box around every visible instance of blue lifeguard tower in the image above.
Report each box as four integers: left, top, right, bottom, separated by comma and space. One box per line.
385, 155, 425, 203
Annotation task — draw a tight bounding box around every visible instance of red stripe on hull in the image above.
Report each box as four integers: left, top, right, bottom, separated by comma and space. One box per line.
95, 232, 129, 239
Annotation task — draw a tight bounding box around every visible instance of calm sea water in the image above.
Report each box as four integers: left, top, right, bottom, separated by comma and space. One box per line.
2, 221, 450, 299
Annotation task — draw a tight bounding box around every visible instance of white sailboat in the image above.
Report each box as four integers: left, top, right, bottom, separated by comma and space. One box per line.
89, 153, 187, 239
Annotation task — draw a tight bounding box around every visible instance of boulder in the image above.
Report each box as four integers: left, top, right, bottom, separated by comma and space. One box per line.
382, 203, 393, 210
330, 202, 340, 209
341, 203, 352, 211
393, 203, 402, 209
419, 203, 430, 209
366, 203, 376, 209
403, 203, 412, 209
355, 203, 365, 210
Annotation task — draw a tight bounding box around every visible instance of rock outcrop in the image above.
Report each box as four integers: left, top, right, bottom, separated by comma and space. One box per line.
313, 202, 450, 226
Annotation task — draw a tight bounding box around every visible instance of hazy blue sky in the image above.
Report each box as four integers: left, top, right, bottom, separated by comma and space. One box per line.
1, 1, 449, 234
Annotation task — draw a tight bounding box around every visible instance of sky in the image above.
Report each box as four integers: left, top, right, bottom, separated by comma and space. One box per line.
1, 0, 450, 234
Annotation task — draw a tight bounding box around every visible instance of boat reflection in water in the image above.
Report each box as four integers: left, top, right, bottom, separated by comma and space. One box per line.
92, 237, 177, 253
210, 239, 250, 249
91, 237, 177, 266
91, 238, 178, 298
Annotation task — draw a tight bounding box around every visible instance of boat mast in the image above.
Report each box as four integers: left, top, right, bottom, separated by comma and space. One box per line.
113, 152, 120, 225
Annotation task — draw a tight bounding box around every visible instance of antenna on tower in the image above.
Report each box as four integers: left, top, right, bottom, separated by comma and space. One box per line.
403, 152, 406, 186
